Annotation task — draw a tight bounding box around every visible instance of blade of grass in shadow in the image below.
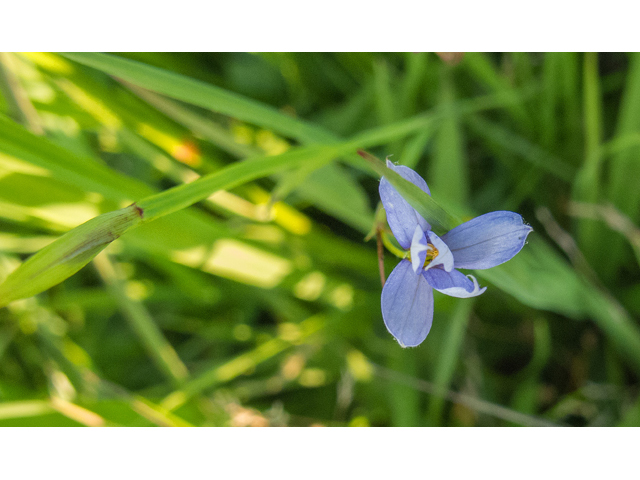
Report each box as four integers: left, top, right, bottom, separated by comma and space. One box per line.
558, 53, 582, 163
463, 52, 531, 131
604, 52, 640, 279
466, 115, 576, 182
426, 298, 475, 425
398, 129, 435, 170
373, 60, 396, 126
608, 52, 640, 214
477, 237, 640, 375
540, 53, 561, 150
373, 363, 557, 427
92, 253, 189, 387
430, 66, 469, 205
399, 53, 429, 117
509, 318, 552, 417
32, 308, 193, 426
573, 52, 604, 267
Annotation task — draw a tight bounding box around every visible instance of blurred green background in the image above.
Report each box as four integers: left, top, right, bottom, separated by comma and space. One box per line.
0, 52, 639, 427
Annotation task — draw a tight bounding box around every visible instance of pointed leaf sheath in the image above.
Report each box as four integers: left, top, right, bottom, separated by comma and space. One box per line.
381, 259, 434, 347
442, 211, 533, 270
0, 204, 143, 308
379, 160, 431, 249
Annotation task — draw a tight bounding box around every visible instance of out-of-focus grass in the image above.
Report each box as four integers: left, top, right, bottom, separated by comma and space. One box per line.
0, 52, 639, 426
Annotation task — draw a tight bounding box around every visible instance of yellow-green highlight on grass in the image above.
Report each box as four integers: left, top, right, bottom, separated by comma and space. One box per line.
0, 203, 143, 308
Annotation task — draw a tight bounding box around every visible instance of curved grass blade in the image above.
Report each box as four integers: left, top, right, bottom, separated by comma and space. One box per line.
0, 203, 143, 308
0, 145, 340, 307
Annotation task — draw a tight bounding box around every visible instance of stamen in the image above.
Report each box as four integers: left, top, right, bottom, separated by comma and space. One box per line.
423, 243, 439, 268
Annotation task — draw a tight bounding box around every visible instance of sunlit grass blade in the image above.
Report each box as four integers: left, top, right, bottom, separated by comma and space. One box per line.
0, 53, 43, 134
0, 204, 143, 308
136, 145, 341, 221
60, 53, 337, 144
0, 400, 54, 421
0, 144, 339, 306
122, 82, 259, 159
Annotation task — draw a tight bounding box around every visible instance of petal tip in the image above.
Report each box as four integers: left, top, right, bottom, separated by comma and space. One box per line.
443, 211, 534, 270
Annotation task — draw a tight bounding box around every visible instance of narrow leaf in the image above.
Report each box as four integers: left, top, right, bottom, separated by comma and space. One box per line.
359, 150, 459, 234
0, 203, 143, 307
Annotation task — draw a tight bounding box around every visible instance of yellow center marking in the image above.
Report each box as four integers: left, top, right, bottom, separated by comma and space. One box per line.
423, 244, 439, 268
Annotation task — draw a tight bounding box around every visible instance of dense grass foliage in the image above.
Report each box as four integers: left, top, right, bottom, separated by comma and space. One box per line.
0, 52, 639, 426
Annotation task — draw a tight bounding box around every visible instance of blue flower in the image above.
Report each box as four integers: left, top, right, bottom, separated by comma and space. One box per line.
379, 160, 533, 347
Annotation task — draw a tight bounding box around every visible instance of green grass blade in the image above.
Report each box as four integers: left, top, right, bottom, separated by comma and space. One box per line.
477, 237, 640, 375
388, 350, 420, 427
358, 150, 459, 234
427, 298, 475, 424
60, 53, 337, 144
603, 53, 640, 279
137, 145, 340, 221
467, 115, 576, 182
573, 52, 604, 265
0, 204, 143, 308
93, 253, 189, 386
430, 66, 469, 205
123, 83, 259, 159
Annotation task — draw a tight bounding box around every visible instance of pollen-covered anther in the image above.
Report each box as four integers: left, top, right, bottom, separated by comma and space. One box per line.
423, 244, 439, 268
